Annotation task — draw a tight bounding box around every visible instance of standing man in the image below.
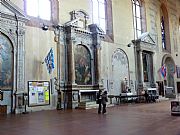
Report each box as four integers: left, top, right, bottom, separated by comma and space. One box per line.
97, 90, 102, 114
102, 91, 108, 114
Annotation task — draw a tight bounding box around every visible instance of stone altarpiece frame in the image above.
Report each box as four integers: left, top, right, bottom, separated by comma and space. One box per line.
0, 0, 28, 113
59, 10, 104, 109
132, 32, 157, 94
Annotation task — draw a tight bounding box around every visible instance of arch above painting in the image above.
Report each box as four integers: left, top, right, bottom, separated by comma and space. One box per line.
1, 0, 28, 92
0, 34, 13, 90
161, 54, 175, 87
111, 48, 130, 95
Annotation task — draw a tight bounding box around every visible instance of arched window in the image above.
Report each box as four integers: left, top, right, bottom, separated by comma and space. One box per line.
161, 16, 166, 49
132, 0, 146, 39
91, 0, 114, 42
25, 0, 59, 28
160, 4, 170, 51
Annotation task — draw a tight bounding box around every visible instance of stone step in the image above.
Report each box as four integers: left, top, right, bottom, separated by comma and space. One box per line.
78, 102, 113, 109
78, 101, 98, 109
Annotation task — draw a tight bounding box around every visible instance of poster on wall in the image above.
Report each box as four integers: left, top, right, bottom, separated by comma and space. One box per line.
28, 81, 50, 107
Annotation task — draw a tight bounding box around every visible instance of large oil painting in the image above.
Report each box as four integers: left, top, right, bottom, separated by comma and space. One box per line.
75, 45, 92, 85
0, 34, 13, 89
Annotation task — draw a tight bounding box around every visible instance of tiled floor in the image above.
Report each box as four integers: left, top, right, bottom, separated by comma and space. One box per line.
0, 100, 180, 135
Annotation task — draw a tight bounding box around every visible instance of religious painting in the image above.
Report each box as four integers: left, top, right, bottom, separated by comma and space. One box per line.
0, 34, 13, 89
74, 45, 92, 85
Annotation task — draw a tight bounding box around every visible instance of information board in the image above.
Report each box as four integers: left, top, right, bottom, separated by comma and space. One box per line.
28, 81, 50, 107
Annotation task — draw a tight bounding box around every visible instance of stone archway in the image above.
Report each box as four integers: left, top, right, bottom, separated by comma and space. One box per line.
112, 49, 129, 95
162, 56, 175, 87
0, 33, 14, 113
0, 34, 13, 89
162, 54, 176, 97
1, 0, 28, 113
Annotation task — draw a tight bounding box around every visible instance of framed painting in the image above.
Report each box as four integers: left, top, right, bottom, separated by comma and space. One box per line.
0, 34, 13, 90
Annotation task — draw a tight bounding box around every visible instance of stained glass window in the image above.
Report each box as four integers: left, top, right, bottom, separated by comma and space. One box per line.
161, 16, 166, 49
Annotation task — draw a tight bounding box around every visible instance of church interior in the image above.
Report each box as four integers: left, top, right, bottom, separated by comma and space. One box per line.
0, 0, 180, 114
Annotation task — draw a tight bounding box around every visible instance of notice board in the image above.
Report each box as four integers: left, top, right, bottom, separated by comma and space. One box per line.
28, 81, 50, 107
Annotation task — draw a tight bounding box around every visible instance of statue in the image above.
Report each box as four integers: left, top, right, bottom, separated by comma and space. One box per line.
121, 77, 128, 93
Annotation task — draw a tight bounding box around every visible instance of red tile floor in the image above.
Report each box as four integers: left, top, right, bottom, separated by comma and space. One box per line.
0, 100, 180, 135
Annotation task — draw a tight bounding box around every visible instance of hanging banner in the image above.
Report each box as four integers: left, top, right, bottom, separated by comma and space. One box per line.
160, 64, 166, 79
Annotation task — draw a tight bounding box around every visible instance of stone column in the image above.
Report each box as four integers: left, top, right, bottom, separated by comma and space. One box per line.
54, 26, 62, 110
139, 51, 144, 84
134, 42, 143, 95
71, 42, 76, 85
89, 24, 102, 86
64, 26, 77, 109
150, 53, 155, 87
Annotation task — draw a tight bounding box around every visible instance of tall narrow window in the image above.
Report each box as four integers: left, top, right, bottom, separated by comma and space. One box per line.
26, 0, 51, 20
179, 18, 180, 33
161, 16, 166, 49
92, 0, 106, 32
160, 4, 170, 51
132, 0, 146, 39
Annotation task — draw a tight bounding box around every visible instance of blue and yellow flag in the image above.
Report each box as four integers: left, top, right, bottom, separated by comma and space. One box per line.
44, 48, 55, 74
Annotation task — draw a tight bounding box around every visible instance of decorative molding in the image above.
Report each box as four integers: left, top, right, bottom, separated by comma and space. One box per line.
1, 0, 28, 22
69, 9, 89, 29
112, 49, 128, 65
0, 0, 28, 92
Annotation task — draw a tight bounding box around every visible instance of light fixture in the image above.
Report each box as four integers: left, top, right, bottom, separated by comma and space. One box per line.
42, 24, 49, 31
127, 43, 132, 47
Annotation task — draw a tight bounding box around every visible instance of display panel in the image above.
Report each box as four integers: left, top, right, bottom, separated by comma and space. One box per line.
28, 81, 50, 107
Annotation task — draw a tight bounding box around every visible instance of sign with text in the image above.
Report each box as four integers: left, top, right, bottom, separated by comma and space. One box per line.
28, 81, 50, 107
